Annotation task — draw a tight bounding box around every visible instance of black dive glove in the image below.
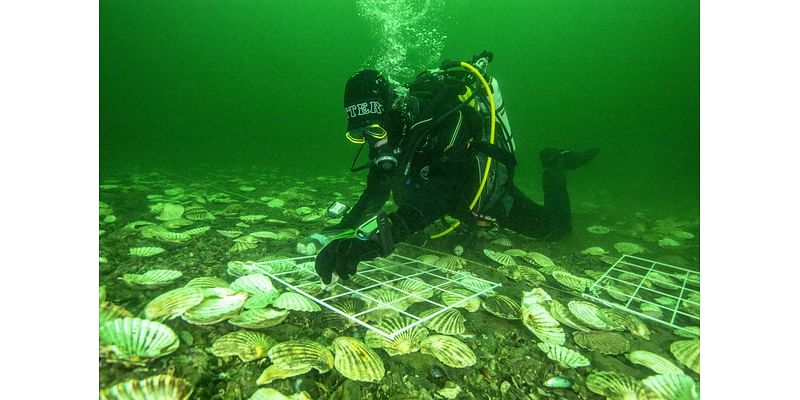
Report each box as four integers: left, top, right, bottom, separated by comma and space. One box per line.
315, 238, 382, 284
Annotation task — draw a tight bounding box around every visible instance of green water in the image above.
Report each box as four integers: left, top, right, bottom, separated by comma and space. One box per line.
100, 1, 699, 398
101, 0, 699, 214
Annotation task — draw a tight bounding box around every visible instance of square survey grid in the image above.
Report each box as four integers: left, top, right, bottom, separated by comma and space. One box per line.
252, 243, 502, 339
583, 254, 699, 332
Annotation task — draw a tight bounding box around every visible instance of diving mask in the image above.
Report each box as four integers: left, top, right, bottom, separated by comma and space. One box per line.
345, 123, 388, 144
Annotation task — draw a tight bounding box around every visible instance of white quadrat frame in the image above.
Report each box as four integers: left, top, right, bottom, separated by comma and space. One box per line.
583, 254, 699, 333
255, 246, 502, 340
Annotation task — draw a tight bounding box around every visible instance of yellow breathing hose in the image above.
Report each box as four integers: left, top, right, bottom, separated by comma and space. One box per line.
430, 61, 496, 239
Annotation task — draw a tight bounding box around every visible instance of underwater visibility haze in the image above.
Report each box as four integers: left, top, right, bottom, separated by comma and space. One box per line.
100, 1, 700, 399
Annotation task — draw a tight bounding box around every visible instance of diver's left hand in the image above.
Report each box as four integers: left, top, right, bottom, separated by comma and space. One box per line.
315, 238, 381, 284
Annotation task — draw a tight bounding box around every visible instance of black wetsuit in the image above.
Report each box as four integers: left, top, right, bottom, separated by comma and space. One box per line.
337, 84, 575, 243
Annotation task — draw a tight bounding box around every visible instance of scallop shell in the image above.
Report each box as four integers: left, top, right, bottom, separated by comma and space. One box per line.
184, 209, 215, 222
259, 259, 297, 274
614, 242, 645, 255
441, 288, 481, 312
256, 364, 313, 385
229, 308, 289, 329
273, 292, 321, 312
267, 340, 334, 373
182, 226, 211, 236
567, 301, 623, 331
434, 255, 467, 271
332, 336, 386, 382
587, 225, 611, 234
601, 309, 651, 340
249, 231, 279, 239
321, 299, 363, 331
523, 251, 555, 267
482, 295, 521, 320
240, 214, 267, 222
229, 236, 259, 253
256, 339, 334, 384
542, 300, 591, 332
641, 374, 699, 400
581, 246, 608, 255
216, 229, 243, 238
605, 281, 637, 302
626, 350, 684, 375
573, 331, 630, 355
551, 271, 593, 292
490, 237, 514, 247
100, 301, 133, 326
419, 308, 465, 335
99, 317, 179, 365
128, 246, 165, 257
419, 335, 476, 368
483, 248, 516, 266
99, 374, 193, 400
391, 278, 434, 302
640, 303, 664, 319
182, 292, 248, 325
518, 266, 547, 285
360, 288, 410, 319
537, 343, 590, 368
670, 339, 700, 374
230, 274, 279, 308
504, 248, 528, 257
364, 316, 429, 356
156, 203, 184, 221
522, 288, 552, 306
586, 371, 658, 400
454, 273, 497, 295
416, 254, 440, 265
211, 330, 277, 362
674, 326, 700, 338
247, 388, 312, 400
144, 287, 205, 321
521, 301, 565, 345
121, 269, 182, 288
646, 271, 680, 290
184, 276, 230, 289
154, 230, 191, 243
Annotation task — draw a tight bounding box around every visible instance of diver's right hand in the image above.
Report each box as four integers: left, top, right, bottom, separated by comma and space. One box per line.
315, 238, 381, 284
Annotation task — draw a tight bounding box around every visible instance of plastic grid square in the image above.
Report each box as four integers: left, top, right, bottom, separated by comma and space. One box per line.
252, 243, 502, 340
583, 254, 699, 332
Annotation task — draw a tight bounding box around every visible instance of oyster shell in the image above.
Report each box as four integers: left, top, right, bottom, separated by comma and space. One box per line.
482, 295, 521, 320
229, 308, 289, 329
641, 374, 699, 400
99, 318, 179, 365
128, 246, 165, 257
120, 269, 182, 288
551, 271, 593, 292
441, 288, 481, 312
483, 248, 516, 266
211, 330, 277, 362
419, 308, 466, 335
332, 336, 386, 382
573, 331, 630, 355
586, 371, 658, 400
273, 292, 321, 312
537, 343, 590, 368
364, 316, 429, 356
626, 350, 684, 375
670, 339, 700, 374
99, 374, 192, 400
182, 292, 248, 325
521, 300, 565, 345
144, 287, 205, 321
420, 335, 476, 368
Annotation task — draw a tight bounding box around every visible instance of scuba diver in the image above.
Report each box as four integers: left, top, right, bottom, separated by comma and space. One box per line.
312, 51, 599, 284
